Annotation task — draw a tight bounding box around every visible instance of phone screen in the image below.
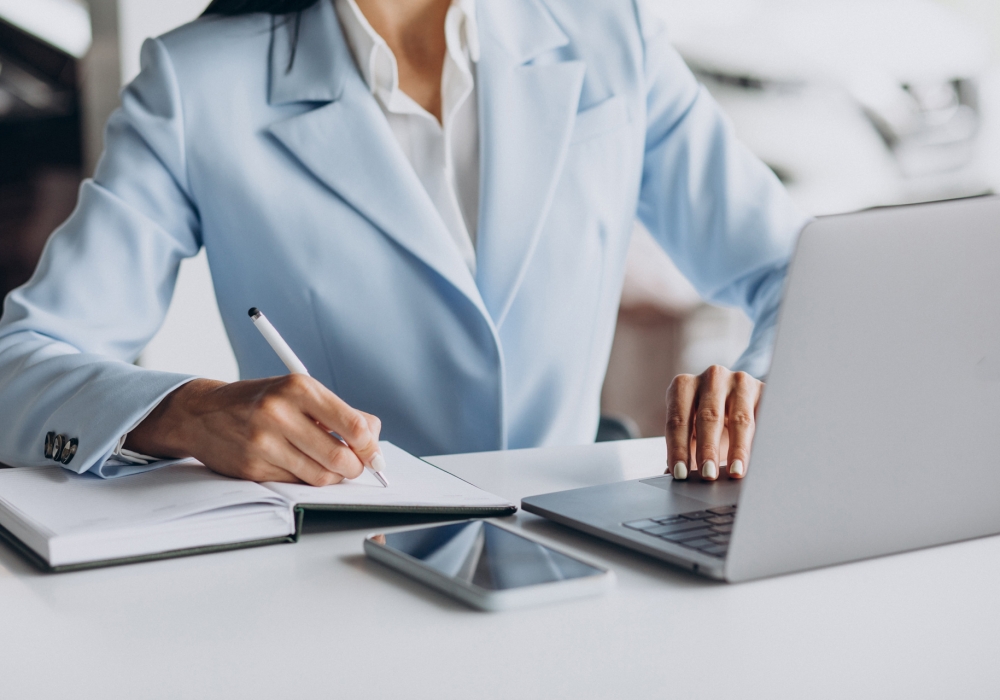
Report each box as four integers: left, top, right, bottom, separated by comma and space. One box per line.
376, 521, 605, 591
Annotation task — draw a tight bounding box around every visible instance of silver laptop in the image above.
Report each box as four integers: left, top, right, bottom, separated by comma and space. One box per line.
522, 195, 1000, 582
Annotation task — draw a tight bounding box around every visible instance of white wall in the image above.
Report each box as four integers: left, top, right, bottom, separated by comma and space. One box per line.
937, 0, 1000, 57
117, 0, 207, 82
0, 0, 92, 57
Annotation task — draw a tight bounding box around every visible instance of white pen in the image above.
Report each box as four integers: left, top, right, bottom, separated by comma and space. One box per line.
248, 307, 388, 487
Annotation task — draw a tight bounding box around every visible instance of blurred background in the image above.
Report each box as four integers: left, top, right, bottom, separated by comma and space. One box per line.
1, 0, 997, 441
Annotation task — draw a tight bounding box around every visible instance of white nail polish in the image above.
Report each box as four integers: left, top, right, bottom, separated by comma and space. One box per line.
371, 452, 386, 473
729, 460, 744, 477
702, 460, 718, 480
673, 462, 688, 480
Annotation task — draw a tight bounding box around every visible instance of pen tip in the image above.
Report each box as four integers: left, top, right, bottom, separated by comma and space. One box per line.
375, 472, 389, 488
248, 307, 260, 319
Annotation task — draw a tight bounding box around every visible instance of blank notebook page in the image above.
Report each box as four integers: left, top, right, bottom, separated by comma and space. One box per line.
263, 442, 512, 509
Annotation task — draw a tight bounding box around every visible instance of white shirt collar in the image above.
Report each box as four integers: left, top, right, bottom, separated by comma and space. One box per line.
335, 0, 479, 99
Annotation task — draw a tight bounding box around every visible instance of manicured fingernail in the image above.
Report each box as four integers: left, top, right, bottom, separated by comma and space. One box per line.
729, 459, 744, 477
673, 462, 688, 480
370, 452, 386, 473
701, 460, 718, 480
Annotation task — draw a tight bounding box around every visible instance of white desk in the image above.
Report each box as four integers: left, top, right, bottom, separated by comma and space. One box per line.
1, 438, 998, 699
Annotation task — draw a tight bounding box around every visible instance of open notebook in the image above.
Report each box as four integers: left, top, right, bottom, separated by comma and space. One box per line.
0, 442, 515, 572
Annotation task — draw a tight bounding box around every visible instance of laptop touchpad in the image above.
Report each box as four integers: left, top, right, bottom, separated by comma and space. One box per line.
640, 475, 742, 508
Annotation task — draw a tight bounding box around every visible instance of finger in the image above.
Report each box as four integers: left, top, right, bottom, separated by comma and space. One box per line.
361, 412, 382, 442
207, 453, 344, 487
725, 372, 761, 479
278, 438, 353, 485
284, 418, 367, 480
206, 458, 292, 483
360, 412, 385, 469
255, 380, 367, 479
252, 427, 349, 485
665, 374, 698, 480
695, 366, 730, 480
280, 375, 382, 468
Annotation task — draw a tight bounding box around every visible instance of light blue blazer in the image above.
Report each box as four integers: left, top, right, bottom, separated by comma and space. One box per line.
0, 0, 808, 475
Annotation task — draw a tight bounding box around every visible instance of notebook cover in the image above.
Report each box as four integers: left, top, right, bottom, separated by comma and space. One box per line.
0, 520, 296, 574
0, 506, 515, 573
289, 502, 518, 540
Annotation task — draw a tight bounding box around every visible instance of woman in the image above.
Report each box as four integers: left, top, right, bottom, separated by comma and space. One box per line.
0, 0, 807, 484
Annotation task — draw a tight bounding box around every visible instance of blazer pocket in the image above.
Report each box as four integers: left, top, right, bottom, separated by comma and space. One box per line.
570, 95, 629, 144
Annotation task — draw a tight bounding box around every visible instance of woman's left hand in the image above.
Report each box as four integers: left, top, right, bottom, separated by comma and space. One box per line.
664, 365, 763, 481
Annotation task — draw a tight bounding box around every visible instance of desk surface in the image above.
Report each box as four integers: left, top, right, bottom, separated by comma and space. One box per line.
1, 438, 997, 699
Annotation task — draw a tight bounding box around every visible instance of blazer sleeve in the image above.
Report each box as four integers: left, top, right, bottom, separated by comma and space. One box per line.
633, 1, 812, 378
0, 38, 202, 475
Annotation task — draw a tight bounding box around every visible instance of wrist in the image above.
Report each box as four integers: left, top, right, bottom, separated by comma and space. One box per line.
125, 379, 225, 459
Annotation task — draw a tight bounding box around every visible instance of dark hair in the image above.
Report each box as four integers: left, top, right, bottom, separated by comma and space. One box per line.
202, 0, 323, 71
202, 0, 321, 15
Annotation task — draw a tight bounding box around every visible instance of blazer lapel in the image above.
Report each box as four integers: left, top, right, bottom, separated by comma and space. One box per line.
265, 0, 486, 317
475, 0, 586, 327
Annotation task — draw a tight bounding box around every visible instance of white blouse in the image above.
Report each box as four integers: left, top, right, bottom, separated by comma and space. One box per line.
334, 0, 481, 273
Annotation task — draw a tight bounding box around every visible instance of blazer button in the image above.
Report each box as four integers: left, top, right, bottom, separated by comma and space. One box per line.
50, 434, 65, 462
44, 431, 57, 459
59, 438, 78, 465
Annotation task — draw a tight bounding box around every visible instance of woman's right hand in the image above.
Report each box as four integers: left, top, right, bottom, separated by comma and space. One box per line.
125, 375, 383, 486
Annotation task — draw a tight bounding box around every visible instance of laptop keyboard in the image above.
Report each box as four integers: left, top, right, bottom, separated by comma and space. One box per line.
622, 505, 737, 558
